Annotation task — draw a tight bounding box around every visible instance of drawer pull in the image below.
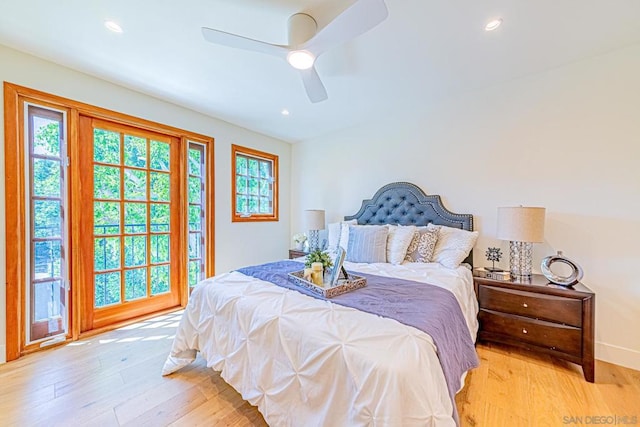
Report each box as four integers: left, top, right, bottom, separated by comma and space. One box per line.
522, 329, 528, 334
523, 303, 528, 308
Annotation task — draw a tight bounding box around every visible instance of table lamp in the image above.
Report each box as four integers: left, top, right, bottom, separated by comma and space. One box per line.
304, 209, 325, 252
496, 206, 546, 280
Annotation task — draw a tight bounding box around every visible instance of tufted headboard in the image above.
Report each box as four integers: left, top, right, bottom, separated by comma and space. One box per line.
344, 182, 475, 266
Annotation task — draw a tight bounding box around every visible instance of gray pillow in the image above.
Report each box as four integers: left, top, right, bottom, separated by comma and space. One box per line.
346, 225, 389, 263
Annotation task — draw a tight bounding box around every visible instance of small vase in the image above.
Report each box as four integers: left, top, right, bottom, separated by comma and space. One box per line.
295, 241, 304, 250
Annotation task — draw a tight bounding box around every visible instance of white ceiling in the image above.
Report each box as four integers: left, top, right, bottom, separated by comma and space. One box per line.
1, 0, 640, 143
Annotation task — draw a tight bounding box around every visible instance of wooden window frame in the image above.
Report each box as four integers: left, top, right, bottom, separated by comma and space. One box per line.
4, 82, 215, 361
231, 144, 279, 222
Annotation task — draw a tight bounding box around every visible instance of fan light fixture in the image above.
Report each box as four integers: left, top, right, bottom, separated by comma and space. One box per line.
485, 18, 502, 31
105, 20, 123, 33
287, 50, 315, 70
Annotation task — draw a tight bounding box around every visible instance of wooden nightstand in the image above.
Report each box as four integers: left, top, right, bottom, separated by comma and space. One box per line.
474, 274, 595, 382
288, 249, 308, 259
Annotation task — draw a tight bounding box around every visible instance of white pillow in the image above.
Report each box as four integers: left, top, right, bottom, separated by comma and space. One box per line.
427, 223, 478, 269
386, 225, 417, 264
327, 219, 357, 252
338, 220, 357, 250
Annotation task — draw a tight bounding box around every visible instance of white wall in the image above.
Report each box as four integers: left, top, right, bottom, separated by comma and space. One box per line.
0, 44, 292, 363
292, 44, 640, 370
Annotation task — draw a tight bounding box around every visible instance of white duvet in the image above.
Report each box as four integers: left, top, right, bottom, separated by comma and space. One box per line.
163, 261, 479, 427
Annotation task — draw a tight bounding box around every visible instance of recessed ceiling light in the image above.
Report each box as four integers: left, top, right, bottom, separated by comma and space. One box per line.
286, 50, 315, 70
105, 20, 123, 33
281, 109, 290, 116
485, 18, 502, 32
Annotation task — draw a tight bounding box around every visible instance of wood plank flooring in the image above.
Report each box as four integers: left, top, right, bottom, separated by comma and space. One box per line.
0, 311, 638, 426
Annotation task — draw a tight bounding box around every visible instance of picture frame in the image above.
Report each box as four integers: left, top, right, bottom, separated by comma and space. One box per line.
328, 247, 347, 287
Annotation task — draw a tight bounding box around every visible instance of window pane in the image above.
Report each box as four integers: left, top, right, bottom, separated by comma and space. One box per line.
93, 128, 120, 165
188, 177, 201, 204
189, 232, 201, 259
94, 165, 120, 199
259, 179, 270, 197
151, 265, 170, 295
124, 135, 147, 168
248, 159, 258, 177
33, 200, 61, 238
188, 148, 201, 176
150, 172, 170, 202
124, 168, 147, 201
125, 268, 147, 301
248, 178, 258, 196
236, 195, 247, 214
33, 240, 61, 280
124, 203, 147, 234
33, 117, 60, 157
150, 140, 170, 171
189, 206, 201, 231
189, 261, 201, 287
259, 161, 271, 179
94, 202, 120, 235
33, 158, 61, 198
124, 236, 147, 267
259, 197, 271, 213
236, 156, 247, 175
150, 204, 170, 232
94, 237, 121, 271
151, 234, 170, 263
248, 197, 259, 213
95, 272, 121, 307
34, 280, 61, 321
236, 176, 247, 195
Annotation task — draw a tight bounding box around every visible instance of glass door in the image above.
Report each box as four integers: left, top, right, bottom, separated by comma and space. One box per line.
26, 105, 69, 344
78, 117, 182, 331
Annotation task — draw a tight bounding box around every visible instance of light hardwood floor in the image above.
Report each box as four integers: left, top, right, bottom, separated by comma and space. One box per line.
1, 311, 638, 427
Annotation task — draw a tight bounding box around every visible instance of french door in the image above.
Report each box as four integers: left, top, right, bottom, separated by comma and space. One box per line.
78, 117, 183, 331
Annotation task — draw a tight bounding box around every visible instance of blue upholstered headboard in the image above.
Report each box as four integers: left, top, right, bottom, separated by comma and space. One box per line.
344, 182, 474, 266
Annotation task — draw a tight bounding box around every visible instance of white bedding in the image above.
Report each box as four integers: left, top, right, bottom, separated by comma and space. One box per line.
163, 261, 479, 426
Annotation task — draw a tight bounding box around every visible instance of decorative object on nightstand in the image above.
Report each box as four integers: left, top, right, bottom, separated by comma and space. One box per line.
541, 251, 584, 286
485, 247, 503, 272
497, 206, 546, 280
474, 274, 595, 382
304, 209, 325, 252
292, 233, 307, 251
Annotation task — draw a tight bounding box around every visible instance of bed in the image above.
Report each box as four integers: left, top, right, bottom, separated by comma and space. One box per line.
163, 182, 479, 426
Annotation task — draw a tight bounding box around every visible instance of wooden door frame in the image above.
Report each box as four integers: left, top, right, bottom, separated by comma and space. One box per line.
4, 82, 215, 361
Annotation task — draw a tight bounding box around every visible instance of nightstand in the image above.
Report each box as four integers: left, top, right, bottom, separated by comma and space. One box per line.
288, 249, 308, 259
474, 274, 595, 382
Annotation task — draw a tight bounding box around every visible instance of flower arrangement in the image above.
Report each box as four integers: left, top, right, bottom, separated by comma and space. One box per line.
304, 249, 333, 270
293, 233, 307, 244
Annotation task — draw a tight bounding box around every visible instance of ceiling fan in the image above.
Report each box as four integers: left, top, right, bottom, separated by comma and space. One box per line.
201, 0, 388, 103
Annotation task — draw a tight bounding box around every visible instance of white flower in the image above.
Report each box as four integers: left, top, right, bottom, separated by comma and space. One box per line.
293, 233, 307, 244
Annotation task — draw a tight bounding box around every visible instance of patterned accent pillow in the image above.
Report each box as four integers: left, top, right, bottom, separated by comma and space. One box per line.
404, 227, 439, 262
346, 225, 389, 263
386, 225, 417, 264
427, 223, 478, 269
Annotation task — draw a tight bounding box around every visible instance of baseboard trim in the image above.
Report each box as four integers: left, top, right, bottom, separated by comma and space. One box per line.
596, 341, 640, 371
0, 344, 6, 364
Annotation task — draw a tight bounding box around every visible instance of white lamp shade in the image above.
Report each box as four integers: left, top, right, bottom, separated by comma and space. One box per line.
304, 209, 325, 231
497, 207, 545, 243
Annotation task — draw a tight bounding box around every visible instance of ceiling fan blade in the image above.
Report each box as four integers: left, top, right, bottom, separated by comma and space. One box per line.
202, 27, 289, 58
301, 0, 388, 55
300, 67, 328, 103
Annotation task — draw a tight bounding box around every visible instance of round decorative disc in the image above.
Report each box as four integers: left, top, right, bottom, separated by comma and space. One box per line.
541, 251, 583, 286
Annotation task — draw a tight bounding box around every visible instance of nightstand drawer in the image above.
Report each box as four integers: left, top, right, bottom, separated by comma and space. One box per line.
479, 285, 582, 327
479, 309, 582, 357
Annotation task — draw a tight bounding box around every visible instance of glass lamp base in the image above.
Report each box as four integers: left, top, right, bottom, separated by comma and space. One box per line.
509, 241, 533, 280
308, 230, 320, 252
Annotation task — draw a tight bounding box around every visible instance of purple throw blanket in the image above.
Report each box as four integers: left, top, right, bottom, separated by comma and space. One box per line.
236, 260, 478, 425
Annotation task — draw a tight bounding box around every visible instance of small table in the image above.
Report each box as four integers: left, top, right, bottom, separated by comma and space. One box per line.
288, 249, 308, 259
474, 274, 595, 382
